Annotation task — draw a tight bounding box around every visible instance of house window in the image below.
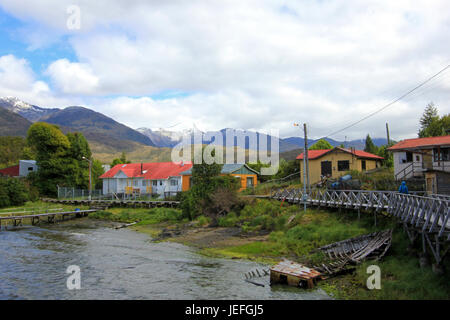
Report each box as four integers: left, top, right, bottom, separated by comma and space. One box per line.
28, 167, 33, 171
159, 181, 162, 186
170, 179, 178, 186
133, 180, 138, 186
406, 151, 413, 163
189, 177, 193, 187
361, 160, 366, 171
416, 155, 420, 162
152, 180, 157, 186
246, 177, 254, 188
337, 160, 350, 171
433, 148, 450, 162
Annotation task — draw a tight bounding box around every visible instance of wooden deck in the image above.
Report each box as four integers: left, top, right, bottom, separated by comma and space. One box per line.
271, 188, 450, 267
42, 198, 180, 208
0, 209, 98, 230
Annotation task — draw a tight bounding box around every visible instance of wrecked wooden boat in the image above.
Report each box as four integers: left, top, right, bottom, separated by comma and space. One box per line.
311, 229, 393, 276
270, 260, 322, 289
267, 229, 393, 288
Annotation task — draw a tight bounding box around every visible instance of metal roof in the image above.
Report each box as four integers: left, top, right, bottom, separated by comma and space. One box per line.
388, 135, 450, 151
180, 163, 259, 175
297, 147, 383, 160
100, 162, 193, 180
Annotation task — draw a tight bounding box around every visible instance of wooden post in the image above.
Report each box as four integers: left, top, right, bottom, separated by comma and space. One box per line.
386, 123, 390, 145
304, 123, 311, 196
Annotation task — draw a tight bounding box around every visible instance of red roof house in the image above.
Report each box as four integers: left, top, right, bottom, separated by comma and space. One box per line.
0, 164, 20, 177
387, 135, 450, 151
296, 147, 383, 160
100, 161, 193, 180
296, 147, 383, 185
387, 135, 450, 181
100, 161, 193, 197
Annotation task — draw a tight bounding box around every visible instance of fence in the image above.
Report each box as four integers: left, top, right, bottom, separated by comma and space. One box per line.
57, 186, 102, 200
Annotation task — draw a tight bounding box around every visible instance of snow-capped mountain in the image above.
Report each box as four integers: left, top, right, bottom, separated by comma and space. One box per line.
137, 127, 204, 148
0, 96, 60, 122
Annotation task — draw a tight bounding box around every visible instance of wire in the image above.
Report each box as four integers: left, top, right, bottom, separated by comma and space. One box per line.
324, 64, 450, 139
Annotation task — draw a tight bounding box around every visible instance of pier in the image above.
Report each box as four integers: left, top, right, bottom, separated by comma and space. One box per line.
42, 198, 180, 208
271, 188, 450, 268
0, 209, 98, 230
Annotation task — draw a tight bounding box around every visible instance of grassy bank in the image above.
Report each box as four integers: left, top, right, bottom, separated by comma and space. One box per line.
86, 198, 449, 300
2, 198, 447, 299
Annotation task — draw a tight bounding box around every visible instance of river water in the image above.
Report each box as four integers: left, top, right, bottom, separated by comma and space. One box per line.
0, 219, 330, 300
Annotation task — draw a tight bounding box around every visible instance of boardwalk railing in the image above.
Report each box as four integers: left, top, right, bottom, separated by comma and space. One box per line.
0, 209, 98, 230
42, 198, 180, 208
271, 188, 450, 267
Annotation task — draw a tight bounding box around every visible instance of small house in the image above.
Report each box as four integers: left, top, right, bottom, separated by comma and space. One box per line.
387, 135, 450, 181
180, 163, 259, 191
0, 160, 38, 177
100, 161, 193, 198
297, 147, 383, 185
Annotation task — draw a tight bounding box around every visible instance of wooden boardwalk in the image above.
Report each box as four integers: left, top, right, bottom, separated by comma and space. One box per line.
271, 188, 450, 267
0, 209, 98, 230
42, 198, 180, 208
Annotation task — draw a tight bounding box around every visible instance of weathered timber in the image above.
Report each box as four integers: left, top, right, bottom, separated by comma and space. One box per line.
271, 188, 450, 269
41, 198, 179, 208
0, 209, 98, 230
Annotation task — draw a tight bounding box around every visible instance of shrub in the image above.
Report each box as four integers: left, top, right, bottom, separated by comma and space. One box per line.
0, 177, 31, 208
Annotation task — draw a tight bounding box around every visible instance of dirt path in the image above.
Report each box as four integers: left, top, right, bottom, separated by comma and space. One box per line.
153, 225, 269, 249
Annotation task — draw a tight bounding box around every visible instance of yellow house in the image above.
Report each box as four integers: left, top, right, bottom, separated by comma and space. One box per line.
297, 147, 383, 185
181, 163, 259, 192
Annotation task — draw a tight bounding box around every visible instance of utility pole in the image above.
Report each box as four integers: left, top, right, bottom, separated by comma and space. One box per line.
386, 123, 390, 145
294, 122, 307, 212
304, 123, 310, 195
82, 156, 92, 201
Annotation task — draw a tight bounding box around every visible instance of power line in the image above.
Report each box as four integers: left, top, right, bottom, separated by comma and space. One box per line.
324, 64, 450, 138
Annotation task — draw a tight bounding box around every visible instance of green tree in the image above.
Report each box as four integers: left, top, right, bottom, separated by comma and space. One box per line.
376, 144, 393, 168
419, 102, 439, 136
418, 103, 449, 137
26, 123, 71, 195
309, 139, 333, 150
26, 123, 98, 195
0, 177, 31, 208
66, 132, 92, 188
92, 159, 105, 189
0, 137, 25, 168
364, 134, 378, 154
111, 152, 131, 167
181, 149, 241, 223
247, 160, 270, 182
273, 158, 299, 180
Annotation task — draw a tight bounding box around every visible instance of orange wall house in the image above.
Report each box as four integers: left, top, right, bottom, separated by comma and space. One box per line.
181, 163, 259, 191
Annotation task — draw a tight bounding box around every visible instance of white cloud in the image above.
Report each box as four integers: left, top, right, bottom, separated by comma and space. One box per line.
1, 0, 450, 140
46, 59, 99, 94
0, 54, 69, 107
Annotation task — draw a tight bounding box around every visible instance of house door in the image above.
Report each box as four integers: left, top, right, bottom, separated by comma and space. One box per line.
426, 177, 436, 194
423, 152, 432, 170
321, 161, 332, 176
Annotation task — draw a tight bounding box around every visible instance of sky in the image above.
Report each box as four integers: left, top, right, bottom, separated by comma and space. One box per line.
0, 0, 449, 141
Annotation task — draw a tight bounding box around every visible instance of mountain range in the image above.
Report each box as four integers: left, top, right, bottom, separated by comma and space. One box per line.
136, 127, 388, 152
0, 97, 388, 162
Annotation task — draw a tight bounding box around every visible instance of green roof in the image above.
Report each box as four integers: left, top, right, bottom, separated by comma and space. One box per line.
180, 163, 259, 175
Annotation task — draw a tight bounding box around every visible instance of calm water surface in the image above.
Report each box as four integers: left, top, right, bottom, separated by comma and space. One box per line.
0, 219, 330, 300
